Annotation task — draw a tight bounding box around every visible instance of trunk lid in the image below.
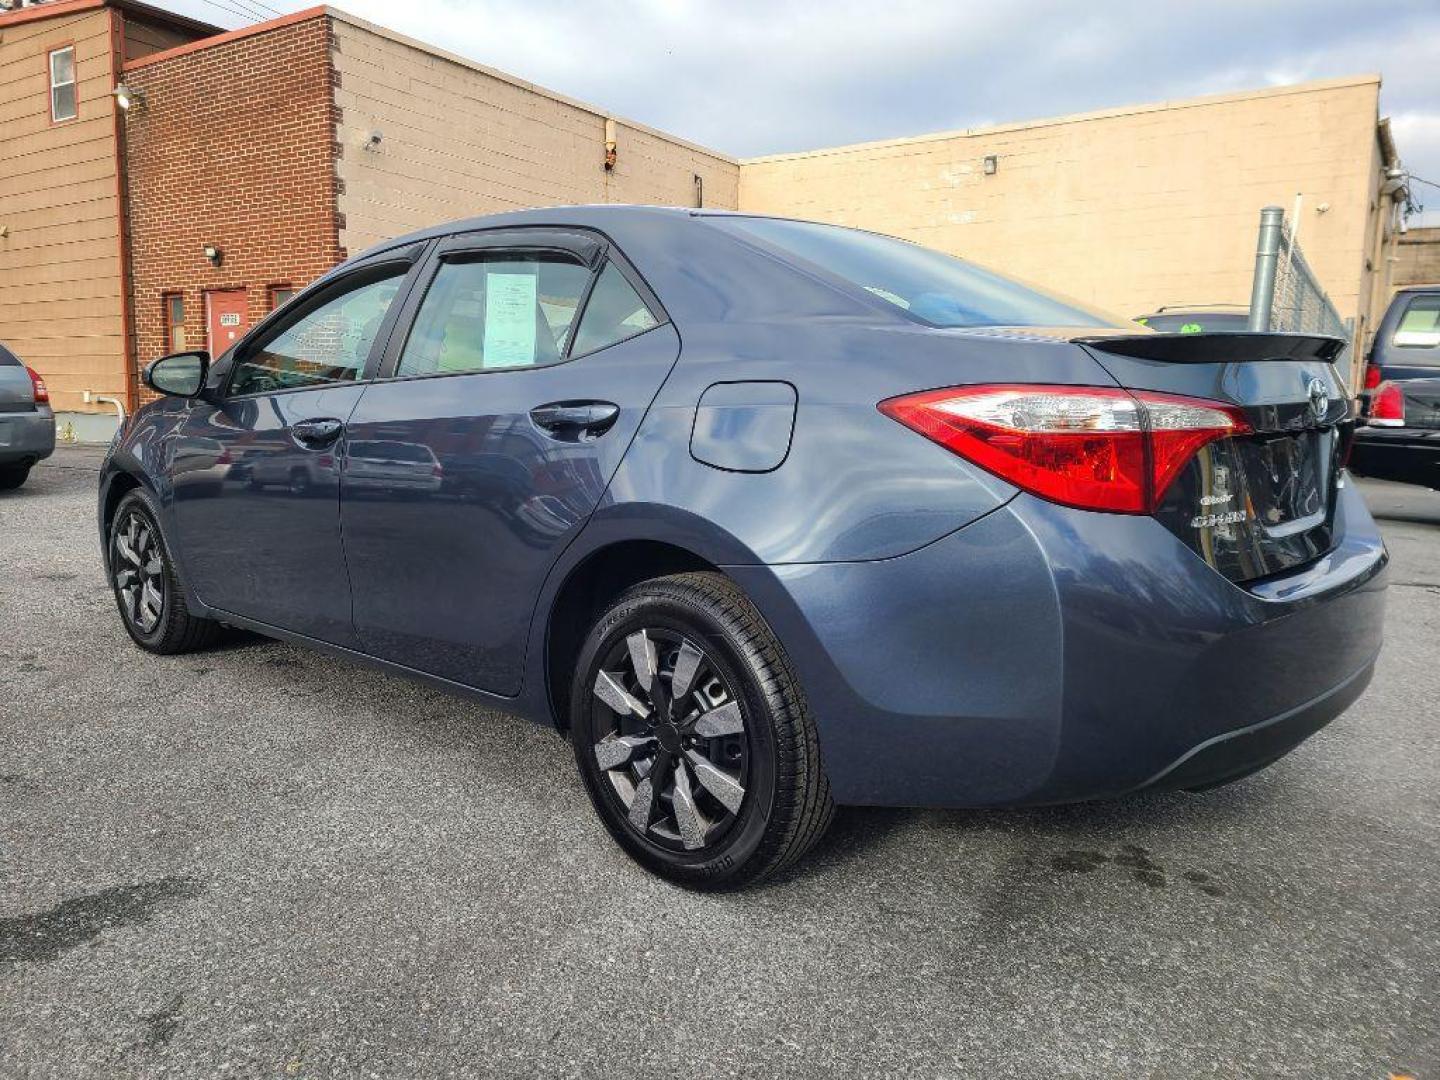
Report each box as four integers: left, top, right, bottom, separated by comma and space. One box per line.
1384, 377, 1440, 430
1075, 332, 1352, 584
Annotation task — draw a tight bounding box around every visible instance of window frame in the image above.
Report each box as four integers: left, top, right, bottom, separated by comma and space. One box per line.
161, 291, 186, 354
48, 44, 78, 125
268, 284, 297, 313
222, 256, 422, 401
375, 226, 667, 385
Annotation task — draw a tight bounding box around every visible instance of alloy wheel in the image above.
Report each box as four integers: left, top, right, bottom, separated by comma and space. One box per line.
590, 628, 749, 852
112, 509, 165, 635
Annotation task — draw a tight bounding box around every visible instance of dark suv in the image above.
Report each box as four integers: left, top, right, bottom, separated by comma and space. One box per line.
1351, 286, 1440, 489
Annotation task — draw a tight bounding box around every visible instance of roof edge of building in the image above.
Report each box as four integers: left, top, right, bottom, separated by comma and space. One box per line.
320, 4, 739, 165
120, 4, 327, 72
0, 0, 218, 34
740, 74, 1385, 165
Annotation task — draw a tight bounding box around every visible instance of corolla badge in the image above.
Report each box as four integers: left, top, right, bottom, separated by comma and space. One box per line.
1307, 378, 1328, 422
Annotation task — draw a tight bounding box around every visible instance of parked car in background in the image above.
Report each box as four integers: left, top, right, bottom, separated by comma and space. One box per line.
1351, 285, 1440, 490
0, 343, 55, 491
1133, 304, 1250, 333
98, 207, 1386, 888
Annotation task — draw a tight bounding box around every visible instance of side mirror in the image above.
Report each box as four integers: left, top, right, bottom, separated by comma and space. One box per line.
143, 351, 211, 399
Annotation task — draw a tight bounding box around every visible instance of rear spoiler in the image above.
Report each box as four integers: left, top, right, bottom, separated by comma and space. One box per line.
1072, 332, 1346, 364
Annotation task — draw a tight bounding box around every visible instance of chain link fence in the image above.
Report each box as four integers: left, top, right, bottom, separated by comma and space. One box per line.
1248, 204, 1355, 380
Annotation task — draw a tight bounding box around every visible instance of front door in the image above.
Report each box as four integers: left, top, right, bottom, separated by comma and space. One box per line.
206, 289, 249, 357
341, 232, 679, 695
169, 261, 417, 645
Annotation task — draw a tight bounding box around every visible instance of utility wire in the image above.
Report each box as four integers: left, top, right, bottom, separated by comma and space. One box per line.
191, 0, 284, 26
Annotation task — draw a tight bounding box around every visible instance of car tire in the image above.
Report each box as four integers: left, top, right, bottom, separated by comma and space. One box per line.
570, 571, 833, 889
108, 488, 222, 654
0, 464, 31, 490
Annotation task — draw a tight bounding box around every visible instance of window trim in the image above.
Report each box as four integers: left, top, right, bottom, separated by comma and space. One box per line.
268, 284, 297, 313
161, 291, 186, 354
222, 260, 419, 401
48, 43, 78, 125
374, 228, 667, 385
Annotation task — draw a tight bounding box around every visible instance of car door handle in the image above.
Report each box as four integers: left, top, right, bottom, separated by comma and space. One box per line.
291, 418, 344, 448
529, 401, 619, 440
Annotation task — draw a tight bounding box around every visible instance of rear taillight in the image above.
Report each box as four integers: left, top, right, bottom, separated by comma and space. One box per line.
1363, 363, 1382, 390
1369, 382, 1405, 427
26, 366, 49, 404
879, 384, 1251, 514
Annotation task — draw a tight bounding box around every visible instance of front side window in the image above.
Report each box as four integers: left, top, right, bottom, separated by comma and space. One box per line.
709, 216, 1119, 329
229, 270, 404, 396
571, 262, 660, 356
396, 254, 592, 377
49, 46, 77, 123
1393, 294, 1440, 356
163, 293, 186, 352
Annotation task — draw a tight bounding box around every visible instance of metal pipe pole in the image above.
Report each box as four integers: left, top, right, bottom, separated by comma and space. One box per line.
1248, 205, 1284, 332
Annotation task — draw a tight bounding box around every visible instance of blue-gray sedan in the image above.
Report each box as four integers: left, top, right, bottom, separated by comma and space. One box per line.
98, 207, 1386, 887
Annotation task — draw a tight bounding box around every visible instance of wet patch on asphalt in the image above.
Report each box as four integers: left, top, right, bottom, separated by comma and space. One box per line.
0, 876, 203, 968
1051, 844, 1227, 896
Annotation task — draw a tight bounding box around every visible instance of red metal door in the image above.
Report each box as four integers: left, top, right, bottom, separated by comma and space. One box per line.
206, 290, 249, 357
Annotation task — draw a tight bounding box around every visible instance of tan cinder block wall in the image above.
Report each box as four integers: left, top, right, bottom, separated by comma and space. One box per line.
1393, 227, 1440, 290
740, 77, 1385, 338
329, 11, 739, 257
0, 7, 124, 414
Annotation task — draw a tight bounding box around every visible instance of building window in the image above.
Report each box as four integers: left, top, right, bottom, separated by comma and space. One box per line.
269, 286, 296, 311
49, 46, 77, 123
163, 293, 186, 352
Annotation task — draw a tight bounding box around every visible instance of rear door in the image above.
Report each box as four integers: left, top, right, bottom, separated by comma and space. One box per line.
1078, 332, 1353, 584
341, 228, 679, 695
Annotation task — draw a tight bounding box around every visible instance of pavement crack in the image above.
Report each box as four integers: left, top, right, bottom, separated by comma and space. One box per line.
0, 876, 204, 969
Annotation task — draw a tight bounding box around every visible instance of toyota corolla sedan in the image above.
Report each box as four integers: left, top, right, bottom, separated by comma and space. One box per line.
99, 207, 1387, 888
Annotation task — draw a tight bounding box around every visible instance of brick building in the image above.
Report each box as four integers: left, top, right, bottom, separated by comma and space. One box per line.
0, 0, 1414, 436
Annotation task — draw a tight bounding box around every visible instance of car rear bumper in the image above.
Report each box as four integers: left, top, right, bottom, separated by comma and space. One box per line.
1349, 425, 1440, 489
729, 478, 1387, 807
0, 407, 56, 466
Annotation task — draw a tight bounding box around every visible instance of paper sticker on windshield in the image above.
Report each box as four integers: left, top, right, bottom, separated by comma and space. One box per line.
483, 271, 538, 368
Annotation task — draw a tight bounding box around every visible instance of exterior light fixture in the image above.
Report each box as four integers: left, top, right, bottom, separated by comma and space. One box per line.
604, 118, 618, 171
203, 244, 223, 267
113, 83, 144, 111
982, 155, 998, 176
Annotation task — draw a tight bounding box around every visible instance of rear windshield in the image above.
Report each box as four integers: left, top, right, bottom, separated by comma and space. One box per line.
1392, 294, 1440, 359
0, 344, 19, 367
710, 216, 1119, 329
1136, 312, 1250, 333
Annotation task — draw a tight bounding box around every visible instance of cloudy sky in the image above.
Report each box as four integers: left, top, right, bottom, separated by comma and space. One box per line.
159, 0, 1440, 225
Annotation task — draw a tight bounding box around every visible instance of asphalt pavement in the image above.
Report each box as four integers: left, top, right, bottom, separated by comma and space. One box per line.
2, 447, 1437, 1079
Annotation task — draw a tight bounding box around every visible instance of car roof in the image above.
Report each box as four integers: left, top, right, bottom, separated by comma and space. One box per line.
352, 205, 706, 261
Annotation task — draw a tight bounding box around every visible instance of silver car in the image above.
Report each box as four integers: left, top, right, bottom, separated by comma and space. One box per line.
0, 344, 54, 490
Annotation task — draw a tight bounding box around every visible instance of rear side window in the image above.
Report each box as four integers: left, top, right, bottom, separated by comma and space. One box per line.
397, 254, 592, 377
710, 216, 1118, 329
571, 261, 660, 356
1393, 295, 1440, 358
